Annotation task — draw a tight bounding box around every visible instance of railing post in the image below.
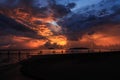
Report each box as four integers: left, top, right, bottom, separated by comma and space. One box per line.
88, 49, 90, 53
0, 51, 1, 56
99, 49, 101, 53
38, 51, 42, 55
18, 51, 21, 61
7, 51, 10, 62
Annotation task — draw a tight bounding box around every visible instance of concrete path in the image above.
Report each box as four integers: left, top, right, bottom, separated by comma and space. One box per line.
0, 63, 34, 80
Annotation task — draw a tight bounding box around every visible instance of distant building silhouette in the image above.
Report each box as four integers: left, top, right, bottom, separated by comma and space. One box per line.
66, 47, 90, 53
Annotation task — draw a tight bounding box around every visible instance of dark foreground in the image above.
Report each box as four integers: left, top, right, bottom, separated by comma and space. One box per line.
1, 51, 120, 80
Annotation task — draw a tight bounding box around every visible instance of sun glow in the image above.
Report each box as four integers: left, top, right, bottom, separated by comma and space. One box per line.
49, 35, 67, 46
14, 8, 67, 47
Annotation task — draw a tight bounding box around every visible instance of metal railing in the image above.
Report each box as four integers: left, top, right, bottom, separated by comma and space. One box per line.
0, 49, 119, 66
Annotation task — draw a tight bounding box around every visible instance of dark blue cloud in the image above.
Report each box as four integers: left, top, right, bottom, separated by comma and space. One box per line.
59, 0, 120, 40
0, 14, 43, 39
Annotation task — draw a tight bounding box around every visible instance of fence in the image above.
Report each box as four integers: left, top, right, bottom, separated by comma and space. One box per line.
0, 49, 119, 66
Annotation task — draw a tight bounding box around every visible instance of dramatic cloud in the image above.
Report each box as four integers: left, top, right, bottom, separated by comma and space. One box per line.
0, 35, 47, 49
0, 0, 120, 49
0, 0, 71, 49
79, 24, 120, 49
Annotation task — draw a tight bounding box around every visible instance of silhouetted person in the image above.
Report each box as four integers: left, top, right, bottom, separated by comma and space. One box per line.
61, 51, 64, 54
38, 51, 42, 55
52, 50, 56, 54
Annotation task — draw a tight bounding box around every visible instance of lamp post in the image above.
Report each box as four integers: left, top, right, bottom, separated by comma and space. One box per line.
88, 36, 95, 53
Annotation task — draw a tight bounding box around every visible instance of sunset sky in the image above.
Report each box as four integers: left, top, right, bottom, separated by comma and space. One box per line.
0, 0, 120, 49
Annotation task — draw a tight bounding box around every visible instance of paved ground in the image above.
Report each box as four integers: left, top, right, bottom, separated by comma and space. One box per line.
20, 51, 120, 80
0, 63, 34, 80
1, 51, 120, 80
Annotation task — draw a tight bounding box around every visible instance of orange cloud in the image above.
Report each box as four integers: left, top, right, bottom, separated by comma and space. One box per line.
12, 36, 47, 49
